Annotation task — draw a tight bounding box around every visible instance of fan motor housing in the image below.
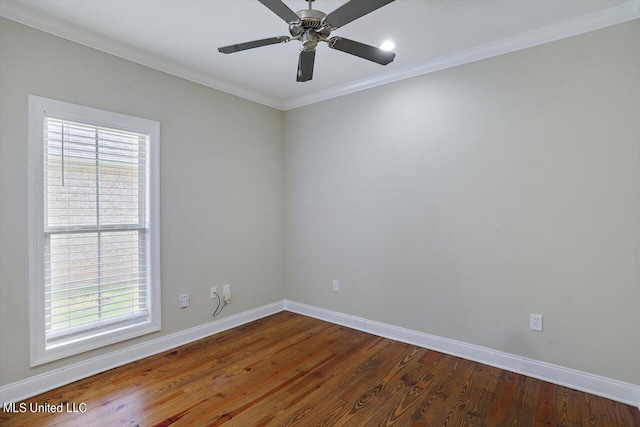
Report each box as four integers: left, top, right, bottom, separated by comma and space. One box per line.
297, 9, 325, 26
289, 9, 330, 40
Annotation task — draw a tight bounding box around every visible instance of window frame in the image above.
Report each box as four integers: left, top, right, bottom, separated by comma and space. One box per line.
28, 95, 161, 367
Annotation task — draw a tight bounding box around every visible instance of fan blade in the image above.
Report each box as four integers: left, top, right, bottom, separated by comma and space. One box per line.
296, 49, 315, 82
258, 0, 300, 23
329, 37, 395, 65
218, 36, 289, 54
324, 0, 395, 29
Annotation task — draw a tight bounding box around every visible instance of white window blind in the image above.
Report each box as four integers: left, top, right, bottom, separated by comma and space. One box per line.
29, 95, 161, 366
44, 118, 150, 346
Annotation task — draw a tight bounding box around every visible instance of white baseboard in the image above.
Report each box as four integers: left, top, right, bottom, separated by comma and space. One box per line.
284, 300, 640, 408
0, 301, 285, 404
3, 299, 638, 410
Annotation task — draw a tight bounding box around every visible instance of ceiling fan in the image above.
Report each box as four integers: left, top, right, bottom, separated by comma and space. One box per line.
218, 0, 396, 82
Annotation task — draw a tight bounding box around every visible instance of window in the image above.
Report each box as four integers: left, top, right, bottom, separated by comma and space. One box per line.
29, 96, 160, 366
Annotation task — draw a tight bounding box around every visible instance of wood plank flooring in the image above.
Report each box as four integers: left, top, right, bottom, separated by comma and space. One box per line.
1, 312, 638, 426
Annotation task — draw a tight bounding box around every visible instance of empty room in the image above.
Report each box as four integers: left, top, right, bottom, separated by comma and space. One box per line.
0, 0, 639, 425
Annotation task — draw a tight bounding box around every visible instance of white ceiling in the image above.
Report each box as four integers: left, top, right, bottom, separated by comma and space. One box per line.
1, 0, 638, 110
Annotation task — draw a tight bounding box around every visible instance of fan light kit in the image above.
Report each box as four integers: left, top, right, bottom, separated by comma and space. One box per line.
218, 0, 397, 82
379, 40, 396, 51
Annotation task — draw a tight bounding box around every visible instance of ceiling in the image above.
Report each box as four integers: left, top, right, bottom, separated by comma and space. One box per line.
1, 0, 638, 110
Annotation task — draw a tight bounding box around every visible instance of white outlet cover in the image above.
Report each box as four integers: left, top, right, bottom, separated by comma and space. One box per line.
530, 313, 543, 331
222, 284, 231, 303
179, 293, 190, 308
332, 280, 339, 292
210, 287, 218, 299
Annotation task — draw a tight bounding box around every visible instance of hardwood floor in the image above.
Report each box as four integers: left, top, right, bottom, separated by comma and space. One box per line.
1, 312, 638, 426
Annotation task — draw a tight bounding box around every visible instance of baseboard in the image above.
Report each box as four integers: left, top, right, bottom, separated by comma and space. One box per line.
3, 299, 638, 409
283, 300, 640, 408
0, 300, 285, 404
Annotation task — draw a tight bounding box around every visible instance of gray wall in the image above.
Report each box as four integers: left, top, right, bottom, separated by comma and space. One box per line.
1, 15, 638, 389
0, 18, 284, 386
284, 21, 640, 385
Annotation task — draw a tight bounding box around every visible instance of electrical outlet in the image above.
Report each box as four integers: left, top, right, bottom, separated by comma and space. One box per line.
332, 280, 339, 292
530, 313, 543, 331
210, 287, 218, 299
223, 284, 231, 303
179, 293, 190, 308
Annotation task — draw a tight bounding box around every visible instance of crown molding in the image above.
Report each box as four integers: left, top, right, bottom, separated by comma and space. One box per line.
1, 1, 638, 112
282, 1, 640, 110
0, 1, 285, 110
